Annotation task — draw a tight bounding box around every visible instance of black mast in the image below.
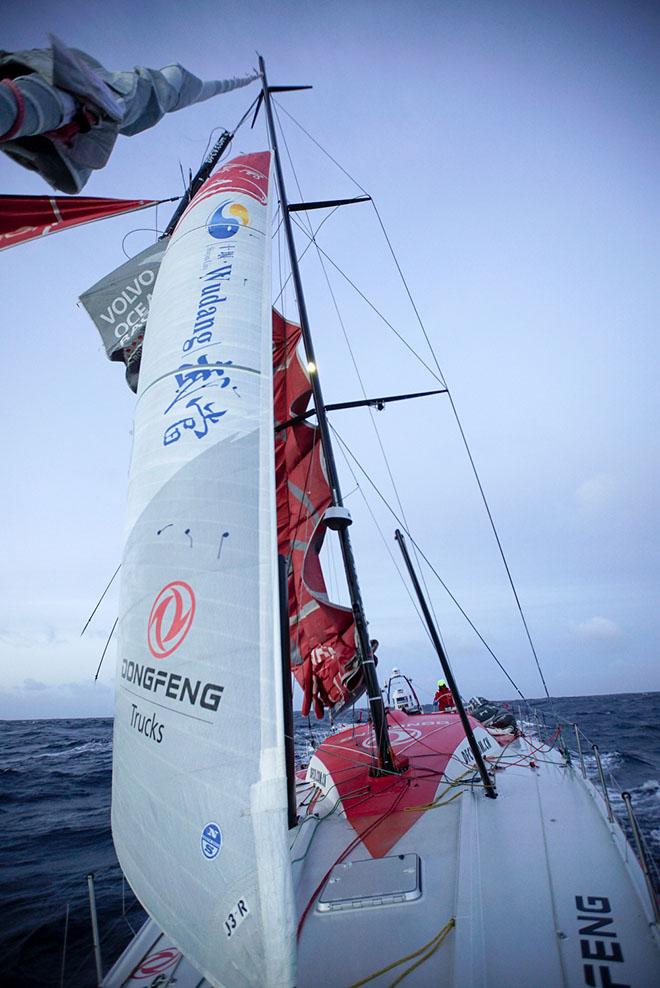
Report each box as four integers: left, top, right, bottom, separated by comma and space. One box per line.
395, 529, 497, 798
259, 56, 395, 774
161, 130, 233, 238
278, 556, 298, 828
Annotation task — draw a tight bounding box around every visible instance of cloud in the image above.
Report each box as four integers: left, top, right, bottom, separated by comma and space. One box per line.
22, 677, 48, 691
58, 680, 113, 697
575, 474, 617, 513
0, 624, 63, 648
572, 616, 622, 643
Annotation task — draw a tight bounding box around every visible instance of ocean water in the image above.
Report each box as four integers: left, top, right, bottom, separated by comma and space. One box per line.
1, 693, 658, 988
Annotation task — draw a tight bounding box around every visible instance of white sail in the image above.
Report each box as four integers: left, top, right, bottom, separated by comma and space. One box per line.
111, 152, 296, 988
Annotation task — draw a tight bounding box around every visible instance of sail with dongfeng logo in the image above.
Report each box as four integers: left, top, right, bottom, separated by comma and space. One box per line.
111, 152, 296, 988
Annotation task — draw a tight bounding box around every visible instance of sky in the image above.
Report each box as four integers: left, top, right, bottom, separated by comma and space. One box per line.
1, 0, 659, 718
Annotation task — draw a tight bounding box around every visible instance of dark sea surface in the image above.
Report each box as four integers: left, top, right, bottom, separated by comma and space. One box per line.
1, 694, 658, 988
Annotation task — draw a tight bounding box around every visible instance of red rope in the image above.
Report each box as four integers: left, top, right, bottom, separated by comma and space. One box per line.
499, 725, 561, 767
296, 779, 409, 940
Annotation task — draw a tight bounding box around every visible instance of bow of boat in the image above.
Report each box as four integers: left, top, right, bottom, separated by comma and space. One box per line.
293, 710, 659, 988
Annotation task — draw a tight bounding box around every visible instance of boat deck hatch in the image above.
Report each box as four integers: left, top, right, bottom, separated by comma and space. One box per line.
317, 853, 421, 912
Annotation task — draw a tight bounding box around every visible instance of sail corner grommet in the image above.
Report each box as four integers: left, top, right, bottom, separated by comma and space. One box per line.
324, 507, 352, 530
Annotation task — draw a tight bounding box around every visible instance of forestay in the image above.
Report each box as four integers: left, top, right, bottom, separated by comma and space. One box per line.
111, 152, 296, 987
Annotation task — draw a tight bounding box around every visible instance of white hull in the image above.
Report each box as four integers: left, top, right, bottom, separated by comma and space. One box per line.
103, 712, 660, 987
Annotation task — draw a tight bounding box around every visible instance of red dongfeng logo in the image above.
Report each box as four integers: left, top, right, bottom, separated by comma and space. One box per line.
147, 581, 195, 659
130, 946, 181, 979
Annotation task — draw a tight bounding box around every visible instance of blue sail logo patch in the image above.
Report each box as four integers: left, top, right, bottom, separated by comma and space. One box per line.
207, 199, 249, 239
201, 822, 222, 859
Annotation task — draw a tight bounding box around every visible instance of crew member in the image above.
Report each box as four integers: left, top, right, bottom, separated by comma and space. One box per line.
433, 678, 454, 711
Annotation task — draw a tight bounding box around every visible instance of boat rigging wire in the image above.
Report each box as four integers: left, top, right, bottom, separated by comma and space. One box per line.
59, 904, 69, 988
275, 98, 551, 700
274, 203, 369, 725
289, 216, 443, 383
272, 206, 339, 308
274, 204, 325, 716
270, 278, 430, 700
264, 81, 393, 770
178, 160, 188, 197
94, 616, 118, 681
273, 103, 451, 660
80, 563, 121, 636
274, 102, 448, 642
334, 444, 434, 643
331, 425, 527, 701
120, 225, 167, 259
196, 93, 262, 172
198, 125, 227, 163
443, 390, 552, 698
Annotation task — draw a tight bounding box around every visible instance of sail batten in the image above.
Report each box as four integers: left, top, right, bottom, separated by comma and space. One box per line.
112, 152, 295, 987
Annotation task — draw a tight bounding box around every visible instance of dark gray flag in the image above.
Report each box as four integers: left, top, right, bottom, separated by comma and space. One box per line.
80, 240, 166, 388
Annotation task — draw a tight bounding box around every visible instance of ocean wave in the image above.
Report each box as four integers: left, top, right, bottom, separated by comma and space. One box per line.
635, 779, 660, 796
70, 739, 112, 754
584, 749, 624, 771
0, 767, 22, 778
624, 780, 660, 817
0, 739, 112, 772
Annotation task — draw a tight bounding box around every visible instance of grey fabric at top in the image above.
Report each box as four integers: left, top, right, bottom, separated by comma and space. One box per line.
0, 35, 257, 193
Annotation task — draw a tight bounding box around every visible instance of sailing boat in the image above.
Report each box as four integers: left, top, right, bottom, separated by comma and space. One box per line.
94, 59, 659, 987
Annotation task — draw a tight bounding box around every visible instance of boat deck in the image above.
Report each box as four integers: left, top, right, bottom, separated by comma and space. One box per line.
103, 712, 660, 987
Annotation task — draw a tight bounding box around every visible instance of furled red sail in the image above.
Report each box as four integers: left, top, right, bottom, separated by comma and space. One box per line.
273, 309, 364, 719
0, 194, 161, 250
